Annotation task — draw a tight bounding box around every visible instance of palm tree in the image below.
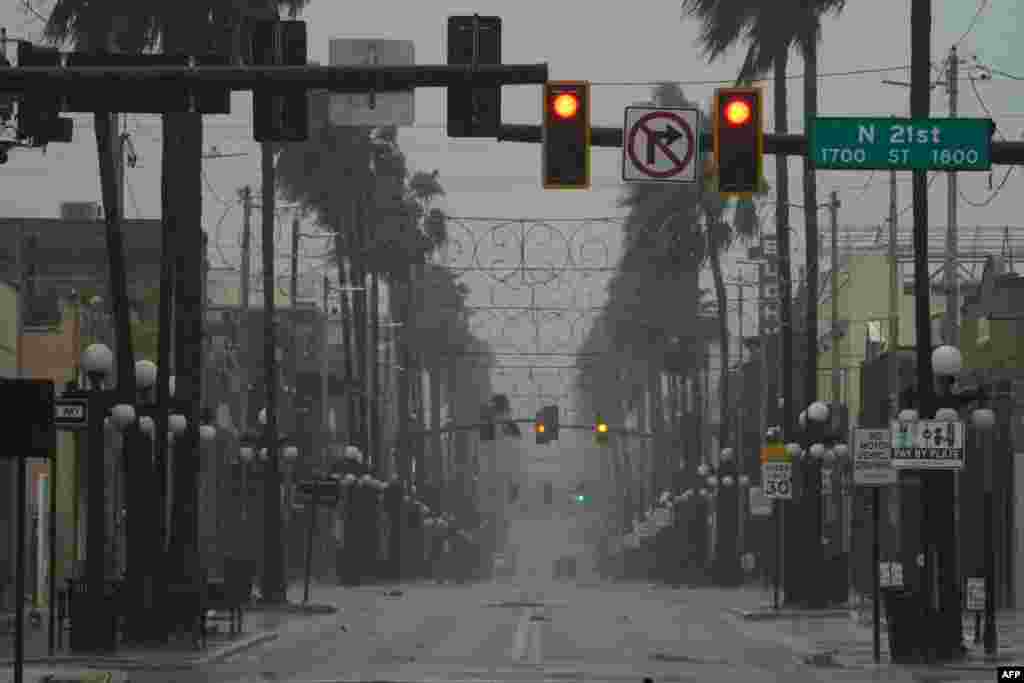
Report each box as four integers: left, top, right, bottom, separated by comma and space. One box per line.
276, 93, 456, 487
620, 82, 758, 454
48, 0, 310, 616
681, 0, 847, 432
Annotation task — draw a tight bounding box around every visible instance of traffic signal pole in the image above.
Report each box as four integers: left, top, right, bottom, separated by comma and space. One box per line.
0, 63, 547, 93
497, 124, 1024, 164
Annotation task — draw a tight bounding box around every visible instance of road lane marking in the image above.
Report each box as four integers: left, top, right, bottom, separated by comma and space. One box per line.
528, 616, 543, 664
511, 607, 532, 659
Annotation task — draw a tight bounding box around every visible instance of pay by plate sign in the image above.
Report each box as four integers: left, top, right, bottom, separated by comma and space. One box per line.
761, 462, 792, 499
853, 428, 897, 486
891, 420, 965, 470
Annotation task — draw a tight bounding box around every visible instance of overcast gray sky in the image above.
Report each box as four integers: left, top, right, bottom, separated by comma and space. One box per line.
0, 0, 1020, 421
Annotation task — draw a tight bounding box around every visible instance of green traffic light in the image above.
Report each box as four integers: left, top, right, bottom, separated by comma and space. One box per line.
575, 494, 588, 503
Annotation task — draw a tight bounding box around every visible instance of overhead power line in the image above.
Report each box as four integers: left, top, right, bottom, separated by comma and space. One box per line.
588, 64, 914, 87
954, 0, 991, 47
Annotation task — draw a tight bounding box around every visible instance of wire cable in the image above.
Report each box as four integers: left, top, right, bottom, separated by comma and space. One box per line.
990, 67, 1024, 81
590, 64, 913, 87
954, 0, 990, 48
125, 176, 141, 219
209, 201, 237, 269
201, 166, 236, 207
959, 70, 1016, 206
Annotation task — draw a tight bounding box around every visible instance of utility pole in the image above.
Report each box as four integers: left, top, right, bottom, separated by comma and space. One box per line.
910, 0, 962, 662
290, 212, 300, 447
830, 191, 841, 413
239, 186, 252, 431
944, 45, 960, 347
889, 170, 899, 418
734, 275, 746, 562
321, 276, 332, 472
260, 138, 285, 604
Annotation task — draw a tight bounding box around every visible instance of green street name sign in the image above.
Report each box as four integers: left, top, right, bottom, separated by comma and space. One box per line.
809, 117, 994, 171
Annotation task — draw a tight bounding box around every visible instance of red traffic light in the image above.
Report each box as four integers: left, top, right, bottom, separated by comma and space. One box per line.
724, 98, 752, 126
552, 92, 579, 119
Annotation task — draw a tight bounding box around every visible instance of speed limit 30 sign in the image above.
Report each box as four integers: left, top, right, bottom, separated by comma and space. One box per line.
761, 461, 792, 499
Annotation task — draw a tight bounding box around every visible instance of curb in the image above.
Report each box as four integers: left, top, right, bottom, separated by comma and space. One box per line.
246, 602, 338, 615
0, 631, 279, 671
726, 606, 854, 621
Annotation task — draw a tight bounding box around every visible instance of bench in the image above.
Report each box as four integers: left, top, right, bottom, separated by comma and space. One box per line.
199, 557, 251, 642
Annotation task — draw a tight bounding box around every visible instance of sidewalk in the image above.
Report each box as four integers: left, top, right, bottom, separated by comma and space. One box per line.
718, 584, 1024, 672
0, 581, 340, 673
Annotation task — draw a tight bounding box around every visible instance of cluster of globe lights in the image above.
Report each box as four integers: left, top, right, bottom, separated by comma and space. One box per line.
894, 345, 995, 430
81, 344, 217, 445
669, 447, 751, 504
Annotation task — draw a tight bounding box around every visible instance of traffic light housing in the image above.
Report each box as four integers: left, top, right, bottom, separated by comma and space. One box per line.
713, 87, 763, 195
447, 15, 502, 138
480, 403, 496, 441
594, 415, 609, 446
574, 483, 589, 504
541, 404, 559, 442
535, 409, 550, 445
252, 20, 309, 142
16, 43, 72, 146
543, 81, 590, 189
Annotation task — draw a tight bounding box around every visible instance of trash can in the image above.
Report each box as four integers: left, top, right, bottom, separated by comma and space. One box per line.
68, 580, 118, 652
883, 589, 918, 662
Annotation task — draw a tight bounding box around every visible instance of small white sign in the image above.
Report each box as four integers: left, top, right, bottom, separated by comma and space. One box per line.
761, 461, 792, 499
329, 38, 415, 126
879, 561, 904, 588
891, 420, 965, 470
749, 487, 773, 516
854, 428, 898, 486
966, 577, 985, 611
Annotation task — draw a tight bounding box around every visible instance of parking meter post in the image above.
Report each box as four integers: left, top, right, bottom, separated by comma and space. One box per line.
873, 486, 881, 664
303, 487, 318, 605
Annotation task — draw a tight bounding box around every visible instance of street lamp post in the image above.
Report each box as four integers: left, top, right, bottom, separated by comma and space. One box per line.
74, 343, 118, 653
803, 400, 830, 608
931, 344, 969, 657
711, 448, 741, 586
970, 406, 997, 656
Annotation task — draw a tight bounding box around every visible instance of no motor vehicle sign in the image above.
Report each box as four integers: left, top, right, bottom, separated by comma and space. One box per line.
853, 428, 897, 486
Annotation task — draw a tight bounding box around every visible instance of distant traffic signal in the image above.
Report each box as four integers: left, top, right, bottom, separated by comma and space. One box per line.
252, 20, 309, 142
447, 15, 502, 138
16, 43, 72, 146
479, 403, 496, 442
543, 81, 590, 189
535, 409, 550, 445
574, 483, 589, 504
594, 415, 609, 446
713, 87, 763, 195
541, 405, 559, 442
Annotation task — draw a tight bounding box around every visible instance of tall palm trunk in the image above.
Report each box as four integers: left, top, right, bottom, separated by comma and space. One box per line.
774, 48, 794, 446
368, 267, 380, 473
395, 268, 411, 484
337, 257, 355, 447
351, 198, 369, 461
802, 32, 820, 409
647, 363, 662, 496
708, 225, 730, 451
773, 41, 802, 611
429, 364, 443, 504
